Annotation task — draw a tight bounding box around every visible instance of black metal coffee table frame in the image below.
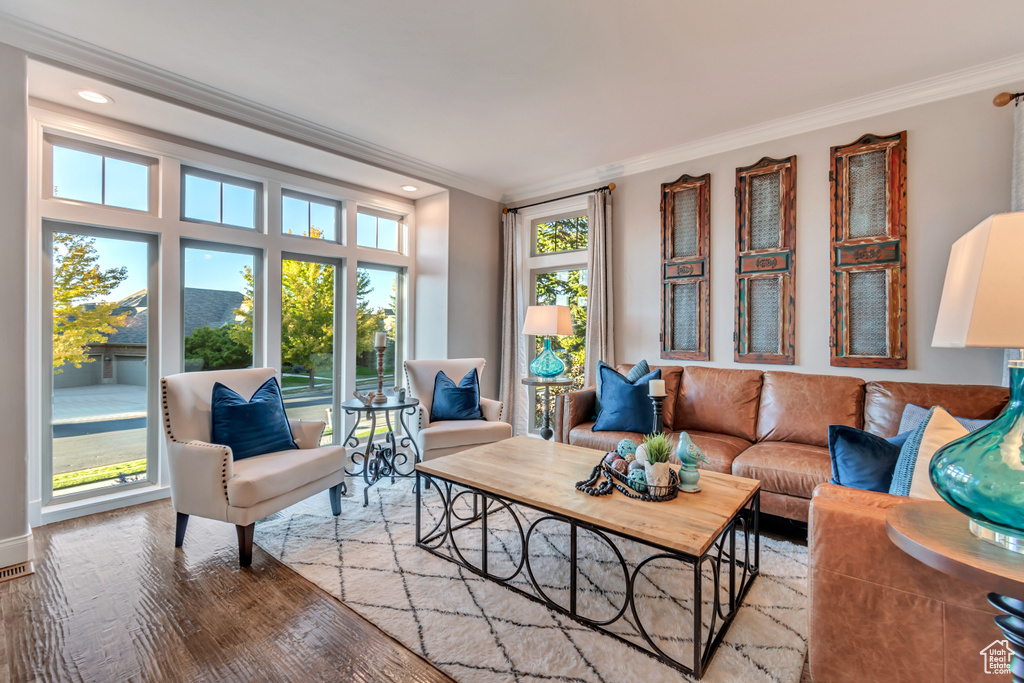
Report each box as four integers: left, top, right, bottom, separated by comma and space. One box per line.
341, 397, 421, 507
414, 471, 760, 679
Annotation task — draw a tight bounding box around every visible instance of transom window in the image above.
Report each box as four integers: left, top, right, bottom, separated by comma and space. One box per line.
181, 167, 261, 230
47, 136, 154, 212
282, 190, 339, 241
533, 211, 588, 255
356, 209, 401, 251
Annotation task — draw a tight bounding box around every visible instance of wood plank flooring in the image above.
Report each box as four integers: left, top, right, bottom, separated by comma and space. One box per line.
0, 499, 452, 683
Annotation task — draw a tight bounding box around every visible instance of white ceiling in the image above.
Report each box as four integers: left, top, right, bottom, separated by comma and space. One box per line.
3, 0, 1024, 200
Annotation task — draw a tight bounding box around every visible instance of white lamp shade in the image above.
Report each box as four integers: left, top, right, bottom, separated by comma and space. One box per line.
523, 305, 573, 336
932, 212, 1024, 348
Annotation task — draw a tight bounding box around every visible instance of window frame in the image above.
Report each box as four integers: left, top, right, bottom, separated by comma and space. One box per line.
356, 207, 406, 253
42, 221, 160, 507
280, 189, 342, 243
530, 209, 589, 258
180, 165, 264, 231
43, 133, 159, 215
179, 239, 265, 373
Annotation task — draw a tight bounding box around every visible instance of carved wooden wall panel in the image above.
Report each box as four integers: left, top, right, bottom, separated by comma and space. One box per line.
830, 132, 907, 368
734, 156, 797, 364
660, 173, 710, 360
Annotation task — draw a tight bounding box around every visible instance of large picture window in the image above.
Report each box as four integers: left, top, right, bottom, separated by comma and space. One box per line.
46, 223, 157, 501
182, 245, 261, 372
33, 108, 415, 519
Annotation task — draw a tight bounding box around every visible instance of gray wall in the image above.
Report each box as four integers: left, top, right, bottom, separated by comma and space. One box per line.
446, 189, 503, 397
0, 43, 30, 567
413, 192, 450, 360
514, 86, 1021, 386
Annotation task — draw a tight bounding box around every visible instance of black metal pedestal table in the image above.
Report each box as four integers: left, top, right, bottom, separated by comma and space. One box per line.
521, 376, 573, 440
341, 396, 421, 507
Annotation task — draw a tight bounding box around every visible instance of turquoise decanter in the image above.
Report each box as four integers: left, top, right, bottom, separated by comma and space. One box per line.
930, 361, 1024, 553
530, 337, 565, 378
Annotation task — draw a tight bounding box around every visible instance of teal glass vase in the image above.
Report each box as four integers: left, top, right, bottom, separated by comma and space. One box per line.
930, 362, 1024, 553
530, 338, 565, 378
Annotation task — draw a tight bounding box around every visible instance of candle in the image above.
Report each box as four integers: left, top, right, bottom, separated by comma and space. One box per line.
375, 331, 386, 347
648, 379, 666, 397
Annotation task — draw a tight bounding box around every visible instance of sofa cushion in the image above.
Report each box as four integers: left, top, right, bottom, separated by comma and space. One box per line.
430, 368, 483, 421
616, 364, 682, 431
595, 360, 649, 418
593, 365, 661, 433
827, 425, 903, 493
890, 407, 970, 500
732, 441, 831, 499
227, 445, 345, 508
675, 366, 763, 442
898, 403, 994, 434
863, 380, 1009, 438
211, 377, 297, 461
757, 371, 865, 447
568, 423, 750, 474
418, 419, 512, 452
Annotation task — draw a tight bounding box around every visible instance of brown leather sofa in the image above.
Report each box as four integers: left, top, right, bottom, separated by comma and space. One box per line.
555, 363, 1008, 522
556, 363, 1011, 683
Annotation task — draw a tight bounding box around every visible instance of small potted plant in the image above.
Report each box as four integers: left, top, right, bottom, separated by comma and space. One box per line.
640, 433, 674, 488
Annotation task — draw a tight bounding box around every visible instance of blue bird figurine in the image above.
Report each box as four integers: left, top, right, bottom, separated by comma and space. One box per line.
676, 432, 709, 493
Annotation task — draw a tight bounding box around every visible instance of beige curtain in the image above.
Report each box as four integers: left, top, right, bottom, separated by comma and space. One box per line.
498, 210, 525, 430
584, 190, 614, 388
1005, 103, 1024, 385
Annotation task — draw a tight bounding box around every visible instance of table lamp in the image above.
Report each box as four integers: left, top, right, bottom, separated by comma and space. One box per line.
931, 211, 1024, 553
523, 305, 572, 377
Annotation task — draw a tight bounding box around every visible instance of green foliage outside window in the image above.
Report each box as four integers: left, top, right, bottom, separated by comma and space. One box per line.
535, 215, 588, 254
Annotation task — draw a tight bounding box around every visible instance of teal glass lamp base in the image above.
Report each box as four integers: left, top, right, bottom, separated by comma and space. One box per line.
530, 338, 565, 378
930, 361, 1024, 552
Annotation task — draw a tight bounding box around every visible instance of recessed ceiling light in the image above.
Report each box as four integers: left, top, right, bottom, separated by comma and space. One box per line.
77, 90, 112, 104
400, 185, 418, 192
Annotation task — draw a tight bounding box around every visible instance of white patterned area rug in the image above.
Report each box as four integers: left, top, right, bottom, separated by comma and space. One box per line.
255, 477, 807, 683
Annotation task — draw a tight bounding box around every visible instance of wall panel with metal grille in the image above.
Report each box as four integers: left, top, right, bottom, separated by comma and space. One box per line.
830, 132, 907, 368
661, 173, 710, 360
734, 157, 796, 364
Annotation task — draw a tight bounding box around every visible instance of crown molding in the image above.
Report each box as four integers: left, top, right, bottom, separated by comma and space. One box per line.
502, 52, 1024, 204
0, 14, 504, 201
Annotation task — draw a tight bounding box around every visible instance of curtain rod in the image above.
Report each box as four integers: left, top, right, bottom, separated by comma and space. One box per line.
994, 92, 1024, 107
502, 182, 616, 215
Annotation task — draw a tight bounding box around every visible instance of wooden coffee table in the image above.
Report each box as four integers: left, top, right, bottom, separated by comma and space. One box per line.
415, 436, 760, 679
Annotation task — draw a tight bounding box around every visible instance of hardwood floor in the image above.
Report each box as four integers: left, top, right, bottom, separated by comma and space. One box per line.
0, 499, 452, 683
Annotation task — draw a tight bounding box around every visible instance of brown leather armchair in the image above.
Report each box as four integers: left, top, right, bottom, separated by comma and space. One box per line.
809, 484, 1008, 683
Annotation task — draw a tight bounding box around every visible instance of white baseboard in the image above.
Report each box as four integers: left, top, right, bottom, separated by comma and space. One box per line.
0, 532, 34, 569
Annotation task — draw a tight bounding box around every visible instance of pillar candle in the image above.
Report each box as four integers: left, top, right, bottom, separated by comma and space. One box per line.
375, 331, 386, 347
648, 379, 666, 397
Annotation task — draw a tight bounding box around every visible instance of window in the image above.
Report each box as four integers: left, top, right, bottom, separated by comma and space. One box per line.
533, 211, 588, 255
531, 268, 588, 430
182, 245, 260, 372
48, 136, 154, 211
181, 167, 261, 229
282, 191, 339, 241
282, 257, 336, 445
521, 206, 589, 434
47, 224, 156, 500
356, 210, 401, 251
356, 266, 404, 437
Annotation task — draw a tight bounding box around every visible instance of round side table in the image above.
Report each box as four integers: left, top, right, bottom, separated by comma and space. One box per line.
521, 376, 573, 440
887, 501, 1024, 682
341, 396, 421, 507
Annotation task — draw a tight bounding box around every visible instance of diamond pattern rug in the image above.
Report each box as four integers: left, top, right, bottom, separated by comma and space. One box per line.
255, 477, 808, 683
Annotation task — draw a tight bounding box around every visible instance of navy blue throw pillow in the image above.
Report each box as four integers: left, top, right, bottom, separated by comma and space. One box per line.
430, 369, 484, 421
593, 359, 650, 420
592, 365, 661, 433
827, 425, 907, 492
211, 377, 297, 461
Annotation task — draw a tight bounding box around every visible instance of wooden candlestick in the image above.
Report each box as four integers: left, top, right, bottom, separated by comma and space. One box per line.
372, 345, 387, 404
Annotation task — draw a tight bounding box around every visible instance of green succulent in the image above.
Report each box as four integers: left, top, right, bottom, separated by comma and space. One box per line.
642, 432, 672, 464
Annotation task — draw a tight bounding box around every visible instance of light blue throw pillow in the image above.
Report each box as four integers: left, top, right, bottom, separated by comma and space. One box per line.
889, 406, 990, 497
594, 359, 649, 420
898, 403, 992, 434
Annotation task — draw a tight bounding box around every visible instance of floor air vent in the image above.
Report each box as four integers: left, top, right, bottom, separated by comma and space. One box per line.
0, 561, 34, 584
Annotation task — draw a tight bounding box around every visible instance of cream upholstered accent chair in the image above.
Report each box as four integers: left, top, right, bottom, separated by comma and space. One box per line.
403, 358, 512, 461
161, 367, 346, 567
